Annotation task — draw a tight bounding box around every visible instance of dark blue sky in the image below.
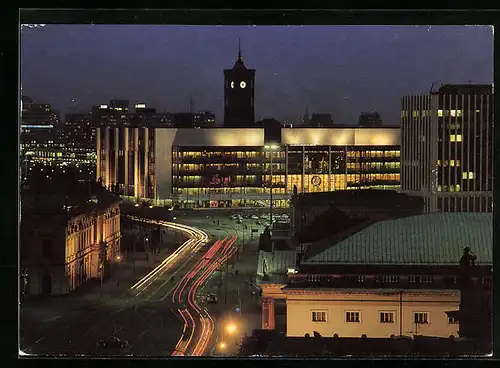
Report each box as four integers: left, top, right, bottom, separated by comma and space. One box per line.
21, 25, 493, 125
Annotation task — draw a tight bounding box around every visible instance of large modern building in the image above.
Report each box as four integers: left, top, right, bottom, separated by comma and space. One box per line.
401, 84, 493, 212
96, 126, 401, 208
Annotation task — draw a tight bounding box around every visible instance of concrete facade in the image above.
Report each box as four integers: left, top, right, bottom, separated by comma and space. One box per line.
284, 289, 460, 339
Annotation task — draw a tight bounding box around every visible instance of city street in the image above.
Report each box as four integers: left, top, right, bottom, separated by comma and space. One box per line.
20, 207, 278, 357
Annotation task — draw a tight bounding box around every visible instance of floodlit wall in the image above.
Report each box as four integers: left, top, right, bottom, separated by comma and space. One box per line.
285, 289, 460, 338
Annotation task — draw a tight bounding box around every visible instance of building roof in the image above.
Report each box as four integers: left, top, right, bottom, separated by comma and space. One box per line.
282, 287, 460, 297
281, 127, 400, 146
303, 213, 492, 266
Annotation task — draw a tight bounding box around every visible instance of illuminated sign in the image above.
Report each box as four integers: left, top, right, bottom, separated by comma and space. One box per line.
99, 104, 108, 109
135, 103, 146, 109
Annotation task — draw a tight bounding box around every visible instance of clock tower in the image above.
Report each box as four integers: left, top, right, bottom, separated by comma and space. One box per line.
223, 40, 255, 128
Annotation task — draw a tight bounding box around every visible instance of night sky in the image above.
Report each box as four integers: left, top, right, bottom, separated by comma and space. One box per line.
21, 25, 493, 126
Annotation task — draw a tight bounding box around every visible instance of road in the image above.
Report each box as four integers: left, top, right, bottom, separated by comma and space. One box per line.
20, 209, 276, 357
20, 218, 210, 356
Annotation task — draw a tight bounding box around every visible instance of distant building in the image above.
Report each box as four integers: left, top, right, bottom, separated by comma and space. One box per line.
20, 168, 121, 296
358, 111, 383, 127
309, 113, 334, 127
20, 96, 63, 171
401, 84, 493, 212
224, 41, 256, 127
92, 101, 130, 128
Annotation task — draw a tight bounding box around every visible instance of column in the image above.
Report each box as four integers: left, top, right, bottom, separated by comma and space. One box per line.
261, 296, 276, 330
301, 145, 305, 193
328, 146, 332, 192
285, 145, 289, 193
124, 128, 129, 196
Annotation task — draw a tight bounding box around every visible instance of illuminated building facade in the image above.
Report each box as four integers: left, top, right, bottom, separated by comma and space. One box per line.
21, 197, 120, 296
401, 84, 493, 212
97, 127, 401, 208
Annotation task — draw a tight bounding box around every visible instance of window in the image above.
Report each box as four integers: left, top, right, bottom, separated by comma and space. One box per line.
380, 312, 395, 323
448, 316, 459, 324
462, 172, 475, 180
450, 134, 462, 142
414, 312, 429, 324
438, 110, 444, 117
312, 310, 327, 322
346, 311, 360, 323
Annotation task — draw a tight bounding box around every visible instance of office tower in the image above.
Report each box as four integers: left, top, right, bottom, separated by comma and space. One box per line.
223, 40, 255, 127
92, 100, 130, 128
401, 84, 493, 212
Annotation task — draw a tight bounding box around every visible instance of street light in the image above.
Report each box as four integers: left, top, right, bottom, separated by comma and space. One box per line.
226, 323, 237, 335
218, 341, 227, 350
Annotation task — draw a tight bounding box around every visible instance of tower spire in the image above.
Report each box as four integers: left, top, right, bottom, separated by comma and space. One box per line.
238, 38, 242, 60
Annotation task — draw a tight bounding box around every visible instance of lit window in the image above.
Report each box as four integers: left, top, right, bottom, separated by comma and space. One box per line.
449, 160, 455, 167
380, 312, 395, 324
476, 109, 480, 113
312, 310, 327, 323
457, 110, 463, 117
438, 110, 444, 117
346, 311, 360, 323
437, 185, 442, 192
455, 184, 461, 191
414, 312, 429, 324
462, 172, 475, 180
437, 159, 441, 166
450, 134, 462, 142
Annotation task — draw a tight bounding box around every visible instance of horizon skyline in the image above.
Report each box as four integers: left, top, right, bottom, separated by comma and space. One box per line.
21, 25, 493, 125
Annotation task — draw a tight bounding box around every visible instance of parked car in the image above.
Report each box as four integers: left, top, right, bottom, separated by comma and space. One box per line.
96, 336, 130, 350
251, 214, 259, 220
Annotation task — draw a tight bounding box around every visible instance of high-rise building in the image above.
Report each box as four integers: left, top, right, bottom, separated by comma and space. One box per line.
92, 101, 130, 128
20, 96, 63, 170
223, 41, 255, 127
401, 84, 493, 212
358, 112, 383, 127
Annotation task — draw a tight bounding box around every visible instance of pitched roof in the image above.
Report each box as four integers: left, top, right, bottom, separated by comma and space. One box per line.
303, 213, 492, 266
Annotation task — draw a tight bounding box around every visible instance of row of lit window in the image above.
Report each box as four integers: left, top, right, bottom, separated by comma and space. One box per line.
346, 151, 400, 158
347, 162, 400, 169
438, 185, 461, 192
402, 109, 480, 118
437, 159, 460, 167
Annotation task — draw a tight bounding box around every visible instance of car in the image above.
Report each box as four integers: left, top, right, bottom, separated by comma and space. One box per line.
251, 214, 259, 220
96, 336, 130, 350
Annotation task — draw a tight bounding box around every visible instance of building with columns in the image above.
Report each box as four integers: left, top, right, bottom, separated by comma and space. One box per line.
96, 126, 401, 208
258, 212, 492, 339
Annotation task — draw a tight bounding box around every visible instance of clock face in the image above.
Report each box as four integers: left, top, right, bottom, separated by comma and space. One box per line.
230, 81, 235, 88
240, 81, 247, 88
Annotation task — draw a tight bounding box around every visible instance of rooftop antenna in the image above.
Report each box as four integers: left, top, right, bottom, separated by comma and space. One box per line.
238, 38, 242, 60
429, 83, 435, 94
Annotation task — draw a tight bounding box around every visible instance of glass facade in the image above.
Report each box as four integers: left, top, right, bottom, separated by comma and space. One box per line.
172, 144, 401, 208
